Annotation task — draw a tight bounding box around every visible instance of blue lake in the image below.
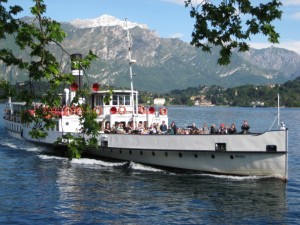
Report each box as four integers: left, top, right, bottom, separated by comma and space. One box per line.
0, 104, 299, 224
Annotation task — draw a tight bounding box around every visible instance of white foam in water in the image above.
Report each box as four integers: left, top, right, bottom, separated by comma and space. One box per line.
21, 146, 45, 152
0, 140, 46, 153
70, 158, 128, 167
129, 161, 164, 172
0, 142, 18, 149
38, 155, 66, 160
197, 173, 261, 180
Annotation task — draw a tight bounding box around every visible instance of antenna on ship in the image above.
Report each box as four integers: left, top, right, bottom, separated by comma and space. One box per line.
125, 18, 137, 129
269, 93, 286, 131
277, 93, 280, 129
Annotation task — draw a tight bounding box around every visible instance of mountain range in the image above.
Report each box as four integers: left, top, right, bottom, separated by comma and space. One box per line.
1, 15, 300, 93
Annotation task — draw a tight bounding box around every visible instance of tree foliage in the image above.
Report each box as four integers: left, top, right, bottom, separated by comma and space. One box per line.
0, 0, 98, 158
0, 0, 285, 157
164, 77, 300, 107
185, 0, 282, 65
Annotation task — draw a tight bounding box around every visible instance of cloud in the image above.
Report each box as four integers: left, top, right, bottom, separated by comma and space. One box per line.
169, 33, 184, 39
291, 12, 300, 19
250, 41, 300, 55
283, 0, 300, 6
162, 0, 184, 5
162, 0, 197, 6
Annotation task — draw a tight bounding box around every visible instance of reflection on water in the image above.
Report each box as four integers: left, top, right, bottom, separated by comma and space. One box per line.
50, 158, 288, 224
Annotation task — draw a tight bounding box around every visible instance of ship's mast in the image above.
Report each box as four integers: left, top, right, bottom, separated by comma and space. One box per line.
125, 18, 137, 129
277, 93, 280, 129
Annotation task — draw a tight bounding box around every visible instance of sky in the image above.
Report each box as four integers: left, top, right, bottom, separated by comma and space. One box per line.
5, 0, 300, 55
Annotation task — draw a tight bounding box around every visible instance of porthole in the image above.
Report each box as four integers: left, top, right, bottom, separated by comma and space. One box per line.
119, 150, 122, 154
140, 151, 143, 155
211, 154, 215, 159
165, 152, 168, 157
129, 150, 132, 155
194, 154, 198, 158
152, 151, 155, 156
179, 153, 183, 158
230, 155, 234, 159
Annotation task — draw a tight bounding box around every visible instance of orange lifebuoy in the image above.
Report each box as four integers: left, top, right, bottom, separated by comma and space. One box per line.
76, 107, 83, 116
118, 106, 126, 115
138, 105, 145, 114
94, 106, 102, 116
159, 107, 168, 116
28, 109, 35, 116
63, 106, 72, 116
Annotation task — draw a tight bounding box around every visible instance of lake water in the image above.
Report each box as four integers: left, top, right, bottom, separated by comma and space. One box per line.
0, 104, 299, 224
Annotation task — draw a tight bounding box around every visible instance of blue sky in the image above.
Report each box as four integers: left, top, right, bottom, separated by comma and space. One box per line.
6, 0, 300, 55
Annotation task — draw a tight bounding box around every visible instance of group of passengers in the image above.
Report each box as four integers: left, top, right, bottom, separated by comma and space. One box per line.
104, 120, 250, 135
184, 120, 250, 135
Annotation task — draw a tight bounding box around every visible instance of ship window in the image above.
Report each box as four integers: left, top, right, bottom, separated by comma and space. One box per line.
94, 95, 103, 106
124, 95, 130, 105
112, 95, 118, 105
119, 96, 124, 105
215, 143, 226, 151
266, 145, 277, 152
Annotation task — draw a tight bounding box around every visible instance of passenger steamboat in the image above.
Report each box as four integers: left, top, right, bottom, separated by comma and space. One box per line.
2, 20, 288, 181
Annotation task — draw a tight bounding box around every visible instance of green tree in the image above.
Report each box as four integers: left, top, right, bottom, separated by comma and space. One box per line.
0, 0, 97, 158
185, 0, 282, 65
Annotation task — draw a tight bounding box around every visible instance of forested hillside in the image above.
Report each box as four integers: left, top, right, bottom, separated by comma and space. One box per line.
163, 77, 300, 107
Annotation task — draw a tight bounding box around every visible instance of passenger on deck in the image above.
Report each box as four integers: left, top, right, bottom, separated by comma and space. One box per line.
110, 124, 117, 134
137, 122, 145, 133
116, 123, 126, 134
149, 123, 157, 134
160, 120, 168, 134
210, 124, 218, 134
218, 123, 227, 134
202, 123, 209, 134
187, 123, 198, 130
241, 120, 250, 134
156, 123, 161, 133
228, 123, 237, 134
168, 121, 177, 135
104, 122, 111, 133
187, 122, 198, 134
125, 122, 132, 134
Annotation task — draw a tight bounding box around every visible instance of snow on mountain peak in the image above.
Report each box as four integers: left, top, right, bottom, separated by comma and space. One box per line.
70, 15, 148, 30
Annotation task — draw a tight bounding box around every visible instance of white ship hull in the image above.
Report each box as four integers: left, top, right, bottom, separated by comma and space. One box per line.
85, 131, 288, 180
5, 123, 286, 180
3, 115, 288, 180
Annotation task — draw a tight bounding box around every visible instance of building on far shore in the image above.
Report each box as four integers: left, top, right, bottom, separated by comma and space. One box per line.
154, 98, 165, 106
191, 95, 214, 107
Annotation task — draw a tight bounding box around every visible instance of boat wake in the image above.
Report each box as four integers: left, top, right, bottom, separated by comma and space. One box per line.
0, 142, 18, 149
70, 158, 128, 167
0, 141, 46, 153
35, 155, 281, 181
37, 154, 129, 168
128, 161, 165, 173
38, 154, 66, 161
196, 173, 274, 181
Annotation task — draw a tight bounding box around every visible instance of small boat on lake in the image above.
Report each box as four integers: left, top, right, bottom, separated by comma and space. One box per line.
2, 20, 288, 181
